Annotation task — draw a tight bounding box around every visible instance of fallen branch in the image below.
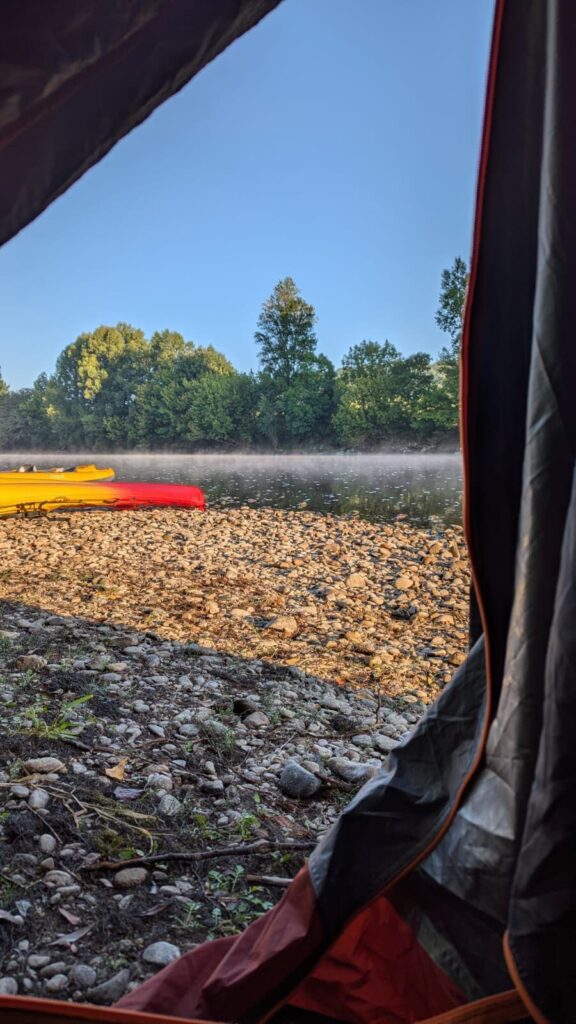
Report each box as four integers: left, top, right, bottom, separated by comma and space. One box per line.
81, 838, 316, 872
245, 874, 292, 887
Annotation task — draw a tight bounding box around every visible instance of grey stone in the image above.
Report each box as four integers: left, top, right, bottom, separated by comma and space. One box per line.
142, 941, 181, 967
328, 757, 379, 785
24, 757, 65, 774
28, 954, 51, 969
199, 778, 225, 795
69, 964, 97, 988
146, 772, 173, 791
351, 734, 373, 748
0, 978, 17, 995
45, 974, 69, 993
278, 760, 322, 799
11, 785, 30, 798
28, 788, 50, 810
158, 794, 182, 816
39, 834, 57, 855
373, 733, 399, 754
114, 867, 148, 888
178, 723, 199, 737
88, 968, 131, 1004
43, 870, 74, 887
40, 962, 68, 978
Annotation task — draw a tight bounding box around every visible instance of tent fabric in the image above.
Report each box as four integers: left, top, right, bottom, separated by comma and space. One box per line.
0, 0, 575, 1021
0, 0, 281, 248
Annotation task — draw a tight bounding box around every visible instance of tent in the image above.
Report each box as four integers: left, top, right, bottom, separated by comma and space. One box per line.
0, 0, 573, 1021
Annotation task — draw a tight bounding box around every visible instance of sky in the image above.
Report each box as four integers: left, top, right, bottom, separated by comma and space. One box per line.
0, 0, 494, 390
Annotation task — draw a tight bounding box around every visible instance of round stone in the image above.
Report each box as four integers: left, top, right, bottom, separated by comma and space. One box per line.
142, 941, 181, 967
114, 867, 148, 888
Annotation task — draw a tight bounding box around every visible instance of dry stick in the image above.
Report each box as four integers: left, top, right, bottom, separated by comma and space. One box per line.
82, 838, 317, 872
245, 874, 292, 888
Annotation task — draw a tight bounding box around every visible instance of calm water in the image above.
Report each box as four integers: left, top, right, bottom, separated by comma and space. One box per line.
2, 453, 463, 527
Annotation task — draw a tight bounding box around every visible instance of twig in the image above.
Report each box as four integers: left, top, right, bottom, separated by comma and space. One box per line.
245, 874, 292, 887
82, 838, 316, 872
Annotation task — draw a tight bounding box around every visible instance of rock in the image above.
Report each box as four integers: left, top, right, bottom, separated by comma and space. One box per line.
328, 757, 379, 785
14, 654, 46, 671
114, 867, 148, 888
199, 779, 225, 795
266, 615, 299, 636
28, 788, 49, 810
395, 576, 414, 591
40, 962, 68, 978
38, 834, 57, 855
88, 968, 131, 1005
278, 760, 322, 799
69, 964, 97, 988
178, 723, 199, 736
158, 794, 182, 816
351, 734, 373, 748
142, 941, 181, 967
148, 724, 165, 738
373, 733, 399, 754
43, 870, 74, 887
45, 974, 69, 993
133, 700, 150, 713
346, 572, 368, 589
24, 757, 65, 774
0, 978, 17, 995
11, 785, 30, 798
28, 954, 51, 968
146, 772, 173, 791
243, 711, 270, 729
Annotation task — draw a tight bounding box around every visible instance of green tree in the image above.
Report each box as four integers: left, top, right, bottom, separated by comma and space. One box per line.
435, 256, 468, 358
255, 277, 335, 446
130, 339, 236, 449
182, 372, 258, 446
334, 340, 401, 445
0, 369, 8, 399
51, 323, 149, 447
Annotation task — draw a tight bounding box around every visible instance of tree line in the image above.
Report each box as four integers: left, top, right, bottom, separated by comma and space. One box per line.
0, 258, 466, 452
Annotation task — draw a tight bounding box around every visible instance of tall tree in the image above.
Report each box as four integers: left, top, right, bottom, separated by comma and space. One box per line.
255, 277, 335, 445
435, 256, 468, 358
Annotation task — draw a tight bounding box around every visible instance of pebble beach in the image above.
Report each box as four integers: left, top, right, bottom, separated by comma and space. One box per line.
0, 506, 469, 1004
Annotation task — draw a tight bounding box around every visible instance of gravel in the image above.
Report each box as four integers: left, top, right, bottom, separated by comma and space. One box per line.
0, 507, 468, 1007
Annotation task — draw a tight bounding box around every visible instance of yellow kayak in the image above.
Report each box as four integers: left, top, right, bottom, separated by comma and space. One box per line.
0, 463, 115, 483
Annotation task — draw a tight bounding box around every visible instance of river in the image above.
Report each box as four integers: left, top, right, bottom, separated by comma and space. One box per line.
1, 453, 462, 527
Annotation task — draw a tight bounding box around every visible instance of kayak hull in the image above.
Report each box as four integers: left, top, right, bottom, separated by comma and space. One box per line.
0, 463, 115, 482
0, 481, 206, 516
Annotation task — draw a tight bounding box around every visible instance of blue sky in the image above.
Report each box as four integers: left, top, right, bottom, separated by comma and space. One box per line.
1, 0, 494, 390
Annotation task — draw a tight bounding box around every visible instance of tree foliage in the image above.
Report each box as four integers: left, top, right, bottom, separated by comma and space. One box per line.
435, 256, 468, 358
255, 278, 336, 446
0, 266, 462, 452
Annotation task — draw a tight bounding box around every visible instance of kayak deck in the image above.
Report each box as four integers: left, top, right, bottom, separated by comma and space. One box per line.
0, 463, 115, 482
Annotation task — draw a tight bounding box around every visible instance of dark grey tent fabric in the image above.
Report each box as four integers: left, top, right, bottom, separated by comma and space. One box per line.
0, 0, 281, 248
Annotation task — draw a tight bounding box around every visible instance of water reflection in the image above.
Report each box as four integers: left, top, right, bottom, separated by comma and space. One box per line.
2, 453, 463, 527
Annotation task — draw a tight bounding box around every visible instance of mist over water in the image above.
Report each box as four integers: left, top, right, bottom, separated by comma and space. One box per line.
2, 453, 463, 527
